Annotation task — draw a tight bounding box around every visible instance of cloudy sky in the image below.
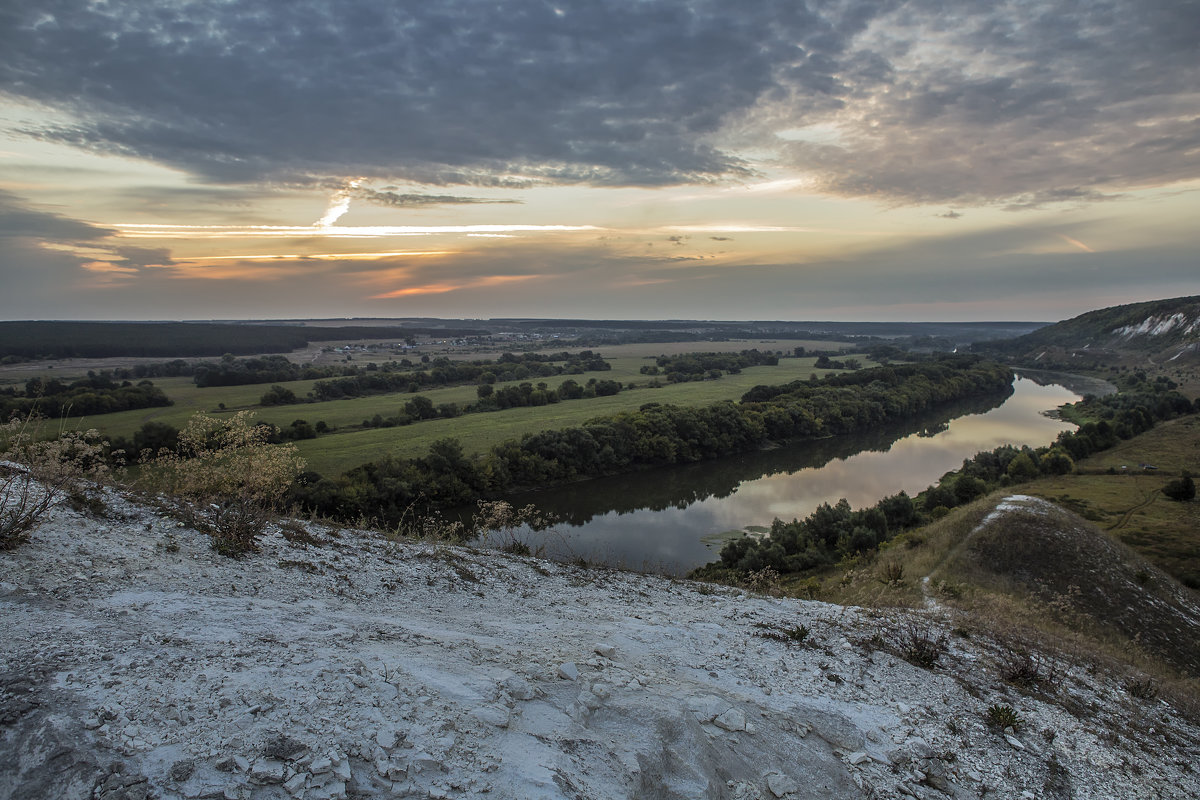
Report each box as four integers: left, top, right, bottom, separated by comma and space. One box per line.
1, 0, 1196, 322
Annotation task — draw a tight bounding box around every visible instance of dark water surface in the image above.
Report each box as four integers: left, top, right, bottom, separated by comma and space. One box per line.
495, 376, 1087, 575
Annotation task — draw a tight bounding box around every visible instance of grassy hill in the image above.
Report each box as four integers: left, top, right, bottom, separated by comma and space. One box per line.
978, 295, 1200, 368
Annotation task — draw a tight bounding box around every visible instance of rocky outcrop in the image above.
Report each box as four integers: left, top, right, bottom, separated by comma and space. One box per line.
2, 487, 1199, 799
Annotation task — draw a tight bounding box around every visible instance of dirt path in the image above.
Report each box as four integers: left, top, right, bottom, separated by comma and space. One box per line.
1107, 487, 1161, 531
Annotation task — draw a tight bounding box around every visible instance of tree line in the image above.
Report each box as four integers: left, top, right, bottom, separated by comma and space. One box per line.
639, 349, 781, 383
0, 373, 172, 418
0, 321, 486, 360
695, 384, 1197, 580
308, 351, 611, 402
288, 356, 1015, 526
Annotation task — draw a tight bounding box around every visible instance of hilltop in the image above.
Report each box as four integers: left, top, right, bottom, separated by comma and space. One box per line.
3, 486, 1199, 800
977, 295, 1200, 368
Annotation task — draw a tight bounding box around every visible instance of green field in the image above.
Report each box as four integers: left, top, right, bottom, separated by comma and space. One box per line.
295, 356, 856, 474
62, 351, 863, 475
1024, 414, 1200, 587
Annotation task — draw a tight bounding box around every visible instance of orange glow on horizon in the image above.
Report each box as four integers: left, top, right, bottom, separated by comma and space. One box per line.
370, 274, 539, 299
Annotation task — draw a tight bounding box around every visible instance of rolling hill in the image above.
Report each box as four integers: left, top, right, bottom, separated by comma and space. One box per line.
977, 295, 1200, 368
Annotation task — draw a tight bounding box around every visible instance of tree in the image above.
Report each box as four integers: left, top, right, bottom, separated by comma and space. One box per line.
1162, 472, 1195, 502
1006, 452, 1039, 482
260, 384, 298, 405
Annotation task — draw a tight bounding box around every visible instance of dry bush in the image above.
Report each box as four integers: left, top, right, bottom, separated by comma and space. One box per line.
473, 500, 556, 556
1, 416, 110, 549
997, 641, 1061, 690
153, 412, 305, 556
898, 623, 949, 669
744, 566, 783, 596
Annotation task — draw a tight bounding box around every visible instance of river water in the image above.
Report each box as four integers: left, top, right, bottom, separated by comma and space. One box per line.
495, 375, 1090, 575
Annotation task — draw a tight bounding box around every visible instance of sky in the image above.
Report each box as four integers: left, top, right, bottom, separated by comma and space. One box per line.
1, 0, 1197, 323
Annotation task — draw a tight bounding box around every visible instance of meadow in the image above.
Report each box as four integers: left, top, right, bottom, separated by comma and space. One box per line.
54, 342, 862, 476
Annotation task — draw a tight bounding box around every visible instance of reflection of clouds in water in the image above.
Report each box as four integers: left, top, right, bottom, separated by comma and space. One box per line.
529, 378, 1080, 574
688, 378, 1078, 533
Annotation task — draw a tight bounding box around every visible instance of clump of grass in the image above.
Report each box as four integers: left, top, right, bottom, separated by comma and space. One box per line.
899, 624, 948, 669
279, 519, 324, 547
67, 487, 109, 518
985, 703, 1022, 731
997, 643, 1059, 690
753, 622, 810, 644
878, 561, 905, 585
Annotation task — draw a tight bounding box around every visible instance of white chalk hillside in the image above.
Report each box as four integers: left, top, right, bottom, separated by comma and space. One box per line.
2, 487, 1198, 800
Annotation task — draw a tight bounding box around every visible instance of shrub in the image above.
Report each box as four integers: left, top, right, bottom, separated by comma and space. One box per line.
985, 703, 1022, 730
1162, 472, 1195, 502
878, 561, 905, 585
900, 624, 948, 669
1, 417, 110, 549
1124, 676, 1159, 700
997, 645, 1057, 689
153, 411, 305, 556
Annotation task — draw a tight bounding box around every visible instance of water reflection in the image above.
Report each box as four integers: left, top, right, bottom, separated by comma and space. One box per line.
497, 377, 1084, 575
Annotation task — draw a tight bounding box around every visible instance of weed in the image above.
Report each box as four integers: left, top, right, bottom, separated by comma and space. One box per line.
744, 566, 782, 596
997, 644, 1058, 690
985, 703, 1022, 731
474, 500, 553, 549
878, 561, 905, 585
1124, 675, 1160, 700
899, 624, 948, 669
501, 539, 533, 557
279, 519, 324, 547
753, 621, 810, 644
796, 576, 822, 599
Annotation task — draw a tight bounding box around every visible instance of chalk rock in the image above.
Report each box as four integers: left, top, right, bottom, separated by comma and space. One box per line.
282, 772, 307, 795
766, 772, 799, 797
470, 705, 511, 728
248, 759, 286, 784
714, 708, 747, 732
558, 662, 579, 681
594, 643, 616, 658
502, 674, 536, 701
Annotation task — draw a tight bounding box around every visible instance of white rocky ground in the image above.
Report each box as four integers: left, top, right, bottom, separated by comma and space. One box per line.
2, 487, 1198, 800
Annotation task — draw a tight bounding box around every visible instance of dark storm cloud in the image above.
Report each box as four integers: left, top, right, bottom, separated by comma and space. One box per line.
0, 0, 837, 185
1, 1, 1195, 204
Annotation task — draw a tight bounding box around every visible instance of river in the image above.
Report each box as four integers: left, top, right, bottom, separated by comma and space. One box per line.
493, 374, 1094, 575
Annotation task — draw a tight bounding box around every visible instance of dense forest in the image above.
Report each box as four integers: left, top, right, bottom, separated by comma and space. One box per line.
289, 355, 1014, 526
0, 321, 486, 360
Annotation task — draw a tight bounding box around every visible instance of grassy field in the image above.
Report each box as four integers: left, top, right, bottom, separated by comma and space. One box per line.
1022, 413, 1200, 587
57, 347, 865, 474
292, 356, 856, 475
